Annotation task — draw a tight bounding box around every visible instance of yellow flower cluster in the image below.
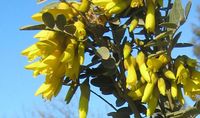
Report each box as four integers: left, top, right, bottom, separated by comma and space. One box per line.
175, 56, 200, 100
22, 2, 87, 100
123, 44, 200, 116
92, 0, 159, 33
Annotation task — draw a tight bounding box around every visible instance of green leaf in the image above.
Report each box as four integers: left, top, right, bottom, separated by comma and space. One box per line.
110, 20, 126, 44
87, 23, 109, 37
55, 14, 67, 31
185, 0, 192, 19
158, 0, 163, 6
171, 32, 182, 49
159, 22, 177, 29
144, 40, 168, 47
175, 43, 193, 48
42, 12, 55, 28
20, 24, 46, 30
113, 25, 126, 44
155, 30, 173, 40
116, 98, 126, 107
97, 47, 110, 60
90, 76, 113, 87
148, 50, 167, 58
102, 58, 116, 69
107, 107, 132, 118
64, 25, 76, 34
65, 85, 78, 104
100, 86, 114, 95
169, 0, 185, 25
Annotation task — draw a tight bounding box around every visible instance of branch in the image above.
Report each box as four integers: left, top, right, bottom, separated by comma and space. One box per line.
90, 89, 118, 112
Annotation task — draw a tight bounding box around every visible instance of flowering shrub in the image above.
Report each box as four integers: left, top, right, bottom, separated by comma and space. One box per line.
21, 0, 200, 117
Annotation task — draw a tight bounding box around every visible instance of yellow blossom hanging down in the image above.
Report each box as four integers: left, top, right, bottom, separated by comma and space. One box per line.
145, 0, 155, 33
130, 0, 143, 8
22, 18, 86, 100
92, 0, 131, 15
124, 56, 137, 90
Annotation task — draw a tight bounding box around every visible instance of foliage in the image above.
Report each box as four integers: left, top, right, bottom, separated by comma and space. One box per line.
21, 0, 200, 117
192, 6, 200, 59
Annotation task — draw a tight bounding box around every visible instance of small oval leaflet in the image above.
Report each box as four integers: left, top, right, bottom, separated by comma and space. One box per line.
56, 14, 67, 30
97, 47, 110, 60
42, 12, 55, 29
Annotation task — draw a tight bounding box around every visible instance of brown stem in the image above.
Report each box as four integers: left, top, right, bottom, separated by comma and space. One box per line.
166, 90, 174, 111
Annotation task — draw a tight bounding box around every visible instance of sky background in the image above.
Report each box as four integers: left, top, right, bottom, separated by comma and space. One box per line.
0, 0, 200, 118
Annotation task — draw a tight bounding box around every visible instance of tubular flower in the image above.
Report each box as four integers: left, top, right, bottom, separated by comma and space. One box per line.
124, 55, 137, 90
183, 70, 200, 100
136, 51, 151, 82
92, 0, 131, 15
129, 17, 139, 32
147, 57, 163, 72
146, 88, 159, 116
22, 29, 85, 100
173, 55, 200, 100
123, 42, 132, 59
130, 0, 143, 8
145, 0, 155, 33
77, 0, 90, 12
34, 64, 65, 100
74, 20, 86, 40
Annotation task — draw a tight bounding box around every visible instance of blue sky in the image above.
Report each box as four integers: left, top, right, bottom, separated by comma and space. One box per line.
0, 0, 200, 117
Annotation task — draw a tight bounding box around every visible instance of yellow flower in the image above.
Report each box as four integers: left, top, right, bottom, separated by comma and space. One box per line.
145, 0, 155, 33
35, 64, 65, 100
124, 55, 137, 90
92, 0, 130, 15
123, 42, 132, 59
183, 78, 200, 100
74, 20, 86, 40
22, 30, 85, 100
147, 57, 163, 72
129, 17, 139, 32
130, 0, 143, 8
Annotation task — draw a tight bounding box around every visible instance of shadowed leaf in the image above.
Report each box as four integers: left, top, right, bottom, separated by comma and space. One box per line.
20, 24, 46, 30
42, 12, 55, 28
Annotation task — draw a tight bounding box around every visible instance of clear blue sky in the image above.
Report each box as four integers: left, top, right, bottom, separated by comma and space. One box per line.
0, 0, 200, 117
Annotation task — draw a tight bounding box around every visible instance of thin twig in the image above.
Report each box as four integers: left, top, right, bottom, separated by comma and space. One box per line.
90, 89, 118, 112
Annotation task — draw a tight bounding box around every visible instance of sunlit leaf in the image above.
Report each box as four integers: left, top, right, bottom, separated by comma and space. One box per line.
185, 0, 192, 19
148, 50, 167, 58
155, 30, 173, 40
97, 47, 110, 60
159, 22, 177, 29
169, 0, 185, 25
